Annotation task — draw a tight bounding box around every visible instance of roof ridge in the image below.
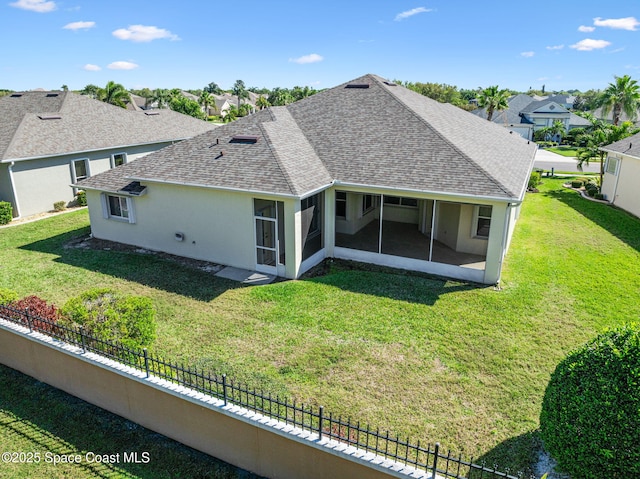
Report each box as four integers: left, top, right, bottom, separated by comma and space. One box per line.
257, 108, 298, 196
373, 76, 514, 197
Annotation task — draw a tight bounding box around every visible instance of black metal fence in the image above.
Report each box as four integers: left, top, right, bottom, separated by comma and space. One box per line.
0, 304, 524, 479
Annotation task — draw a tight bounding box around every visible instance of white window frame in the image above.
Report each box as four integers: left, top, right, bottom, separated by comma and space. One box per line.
473, 205, 492, 239
605, 156, 619, 175
70, 158, 90, 183
101, 194, 136, 224
110, 152, 128, 168
362, 194, 375, 216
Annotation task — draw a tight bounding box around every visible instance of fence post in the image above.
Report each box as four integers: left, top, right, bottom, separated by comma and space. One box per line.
318, 406, 324, 440
432, 442, 440, 479
222, 374, 227, 406
25, 307, 32, 332
143, 348, 149, 378
80, 325, 86, 353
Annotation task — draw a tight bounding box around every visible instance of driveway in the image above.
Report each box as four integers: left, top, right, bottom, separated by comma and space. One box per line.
534, 148, 600, 174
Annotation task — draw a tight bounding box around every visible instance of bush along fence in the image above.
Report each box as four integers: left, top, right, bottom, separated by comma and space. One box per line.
0, 304, 523, 479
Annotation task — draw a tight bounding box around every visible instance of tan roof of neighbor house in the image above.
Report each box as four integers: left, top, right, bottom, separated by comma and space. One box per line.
0, 91, 216, 161
78, 74, 538, 201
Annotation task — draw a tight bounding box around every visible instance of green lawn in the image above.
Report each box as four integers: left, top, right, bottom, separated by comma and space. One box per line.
1, 178, 639, 477
546, 146, 579, 157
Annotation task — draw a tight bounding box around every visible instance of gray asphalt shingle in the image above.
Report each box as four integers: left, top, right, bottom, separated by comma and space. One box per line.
79, 74, 537, 201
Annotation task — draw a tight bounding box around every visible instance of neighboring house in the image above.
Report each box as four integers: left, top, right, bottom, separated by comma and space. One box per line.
77, 74, 537, 285
600, 132, 640, 218
0, 91, 216, 218
473, 94, 590, 140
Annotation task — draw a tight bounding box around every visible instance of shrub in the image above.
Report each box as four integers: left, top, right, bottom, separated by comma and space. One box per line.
53, 200, 67, 212
0, 201, 12, 225
539, 325, 640, 478
0, 288, 19, 306
571, 180, 583, 188
75, 190, 87, 206
528, 171, 541, 190
61, 288, 156, 349
7, 295, 60, 332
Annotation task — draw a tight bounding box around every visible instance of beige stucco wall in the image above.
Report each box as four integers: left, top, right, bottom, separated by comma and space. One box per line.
602, 154, 640, 219
455, 203, 489, 256
0, 163, 12, 206
0, 323, 422, 479
7, 143, 171, 218
482, 202, 509, 285
435, 202, 460, 251
87, 184, 299, 278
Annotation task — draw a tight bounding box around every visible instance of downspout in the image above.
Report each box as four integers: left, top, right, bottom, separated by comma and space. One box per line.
7, 162, 21, 219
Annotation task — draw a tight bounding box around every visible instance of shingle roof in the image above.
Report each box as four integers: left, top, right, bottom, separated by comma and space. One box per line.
79, 74, 537, 201
601, 131, 640, 158
0, 91, 216, 161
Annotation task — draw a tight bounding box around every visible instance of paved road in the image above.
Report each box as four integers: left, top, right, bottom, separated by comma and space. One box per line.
533, 148, 600, 174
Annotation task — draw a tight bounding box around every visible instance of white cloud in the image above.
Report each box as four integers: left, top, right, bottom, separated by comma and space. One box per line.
112, 25, 179, 42
594, 17, 640, 31
107, 61, 139, 70
395, 7, 432, 21
9, 0, 56, 12
578, 25, 595, 32
570, 38, 612, 51
520, 51, 535, 57
546, 44, 564, 50
289, 53, 324, 64
63, 21, 95, 31
83, 64, 101, 71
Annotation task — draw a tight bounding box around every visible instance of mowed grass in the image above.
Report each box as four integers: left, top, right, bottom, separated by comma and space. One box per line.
1, 177, 639, 476
546, 146, 579, 157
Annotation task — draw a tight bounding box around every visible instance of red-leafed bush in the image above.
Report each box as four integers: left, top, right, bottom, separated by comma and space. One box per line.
8, 296, 60, 333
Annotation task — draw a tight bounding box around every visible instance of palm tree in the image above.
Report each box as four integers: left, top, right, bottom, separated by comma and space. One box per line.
80, 84, 100, 99
597, 75, 640, 126
151, 89, 171, 109
97, 81, 130, 108
232, 80, 249, 109
577, 119, 640, 186
256, 95, 270, 110
199, 91, 215, 117
222, 105, 238, 123
477, 85, 510, 122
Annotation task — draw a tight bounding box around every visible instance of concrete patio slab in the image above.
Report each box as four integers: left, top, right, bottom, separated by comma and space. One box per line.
215, 266, 276, 285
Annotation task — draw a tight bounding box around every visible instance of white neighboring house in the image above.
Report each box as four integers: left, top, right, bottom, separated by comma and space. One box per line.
601, 132, 640, 218
77, 74, 537, 285
0, 91, 216, 218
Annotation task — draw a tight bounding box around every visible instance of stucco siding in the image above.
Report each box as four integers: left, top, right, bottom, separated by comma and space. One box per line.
87, 184, 256, 271
6, 143, 172, 218
0, 163, 12, 205
603, 155, 640, 218
456, 204, 489, 256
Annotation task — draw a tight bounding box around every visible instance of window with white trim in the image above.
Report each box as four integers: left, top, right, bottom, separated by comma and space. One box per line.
383, 196, 418, 207
362, 194, 374, 215
111, 153, 127, 168
101, 194, 136, 223
605, 156, 619, 175
474, 205, 492, 238
71, 159, 90, 182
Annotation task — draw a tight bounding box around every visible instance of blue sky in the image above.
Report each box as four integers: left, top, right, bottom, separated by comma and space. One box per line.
2, 0, 640, 93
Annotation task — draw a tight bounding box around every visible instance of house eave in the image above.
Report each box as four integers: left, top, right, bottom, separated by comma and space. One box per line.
333, 181, 523, 205
1, 138, 189, 164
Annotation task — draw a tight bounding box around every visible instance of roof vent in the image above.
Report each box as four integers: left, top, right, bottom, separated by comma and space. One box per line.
46, 93, 59, 97
230, 135, 259, 143
37, 114, 62, 120
383, 81, 398, 87
345, 83, 370, 89
144, 111, 160, 116
10, 93, 22, 97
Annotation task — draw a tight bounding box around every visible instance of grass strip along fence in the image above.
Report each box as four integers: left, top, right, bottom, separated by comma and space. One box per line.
0, 304, 523, 479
